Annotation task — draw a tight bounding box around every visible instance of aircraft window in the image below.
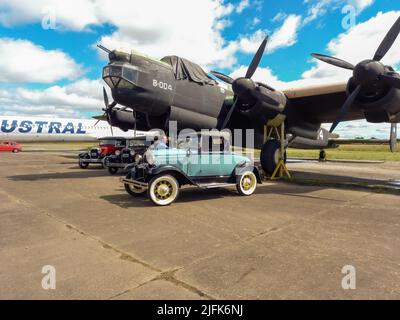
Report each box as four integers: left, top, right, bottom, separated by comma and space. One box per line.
122, 66, 138, 84
109, 66, 122, 77
118, 79, 135, 89
103, 67, 110, 77
104, 77, 114, 88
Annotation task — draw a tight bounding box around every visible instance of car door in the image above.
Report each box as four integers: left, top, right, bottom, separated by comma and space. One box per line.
188, 135, 223, 177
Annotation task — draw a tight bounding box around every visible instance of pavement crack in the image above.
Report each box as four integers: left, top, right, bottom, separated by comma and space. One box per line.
108, 268, 215, 300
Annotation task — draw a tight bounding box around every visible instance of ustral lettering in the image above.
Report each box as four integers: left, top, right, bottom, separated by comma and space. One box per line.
0, 119, 86, 134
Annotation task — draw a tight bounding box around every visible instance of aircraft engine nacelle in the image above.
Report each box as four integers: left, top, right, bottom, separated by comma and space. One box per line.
110, 109, 136, 131
348, 77, 400, 123
237, 87, 287, 124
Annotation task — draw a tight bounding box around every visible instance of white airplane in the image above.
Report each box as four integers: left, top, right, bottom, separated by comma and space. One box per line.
0, 115, 146, 142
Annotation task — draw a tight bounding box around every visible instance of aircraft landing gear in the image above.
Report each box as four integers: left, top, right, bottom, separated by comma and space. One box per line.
260, 119, 291, 180
260, 139, 286, 175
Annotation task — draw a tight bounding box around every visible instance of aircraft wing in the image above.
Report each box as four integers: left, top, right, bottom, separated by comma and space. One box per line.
283, 82, 365, 124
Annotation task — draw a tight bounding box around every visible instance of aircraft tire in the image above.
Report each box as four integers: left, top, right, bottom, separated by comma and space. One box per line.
260, 139, 286, 175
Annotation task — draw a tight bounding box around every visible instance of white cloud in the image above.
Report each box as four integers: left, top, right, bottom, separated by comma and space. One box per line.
236, 0, 250, 14
302, 11, 400, 84
237, 14, 302, 55
303, 0, 375, 25
0, 0, 239, 70
271, 12, 287, 23
0, 38, 82, 83
268, 14, 302, 52
0, 79, 104, 117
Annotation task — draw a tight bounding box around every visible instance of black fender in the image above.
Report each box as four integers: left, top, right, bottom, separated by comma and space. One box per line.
148, 165, 194, 186
233, 163, 262, 184
78, 152, 88, 159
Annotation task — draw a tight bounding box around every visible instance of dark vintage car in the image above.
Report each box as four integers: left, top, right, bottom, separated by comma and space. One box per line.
121, 131, 261, 206
78, 137, 128, 168
104, 136, 152, 174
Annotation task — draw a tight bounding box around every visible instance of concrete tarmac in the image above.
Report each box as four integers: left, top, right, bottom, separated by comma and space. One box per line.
1, 151, 399, 299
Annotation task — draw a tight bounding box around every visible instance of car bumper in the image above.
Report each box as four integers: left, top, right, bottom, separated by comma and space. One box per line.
121, 178, 148, 190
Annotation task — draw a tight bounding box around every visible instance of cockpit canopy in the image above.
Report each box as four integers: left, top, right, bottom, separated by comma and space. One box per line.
102, 63, 139, 89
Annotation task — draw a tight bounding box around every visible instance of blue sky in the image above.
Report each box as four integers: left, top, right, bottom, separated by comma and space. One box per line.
0, 0, 399, 138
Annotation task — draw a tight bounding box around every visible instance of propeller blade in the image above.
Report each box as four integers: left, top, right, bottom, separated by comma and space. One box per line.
103, 87, 109, 109
390, 123, 398, 153
330, 85, 361, 133
246, 36, 268, 79
311, 53, 354, 70
94, 118, 101, 126
373, 16, 400, 61
381, 74, 400, 89
220, 98, 238, 130
210, 71, 234, 84
250, 89, 280, 108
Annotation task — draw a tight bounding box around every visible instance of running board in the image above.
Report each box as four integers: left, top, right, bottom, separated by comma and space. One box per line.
196, 183, 236, 189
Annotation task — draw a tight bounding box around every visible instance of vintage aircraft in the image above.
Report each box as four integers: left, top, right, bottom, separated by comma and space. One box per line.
96, 16, 400, 173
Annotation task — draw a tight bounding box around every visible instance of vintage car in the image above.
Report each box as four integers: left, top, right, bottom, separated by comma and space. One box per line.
0, 141, 22, 153
78, 137, 128, 168
104, 136, 152, 174
121, 131, 261, 206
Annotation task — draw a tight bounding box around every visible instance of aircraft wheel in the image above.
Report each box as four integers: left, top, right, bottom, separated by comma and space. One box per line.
236, 171, 257, 196
108, 167, 119, 175
260, 139, 286, 175
148, 174, 179, 206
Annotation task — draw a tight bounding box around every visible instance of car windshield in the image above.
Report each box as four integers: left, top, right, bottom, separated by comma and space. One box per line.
129, 139, 146, 147
99, 140, 116, 145
176, 136, 199, 150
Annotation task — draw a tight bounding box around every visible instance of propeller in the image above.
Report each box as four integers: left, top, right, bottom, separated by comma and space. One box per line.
210, 36, 281, 129
390, 123, 398, 153
94, 86, 116, 136
311, 16, 400, 133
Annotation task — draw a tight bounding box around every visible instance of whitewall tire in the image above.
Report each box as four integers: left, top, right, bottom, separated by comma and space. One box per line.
236, 171, 257, 196
148, 174, 179, 206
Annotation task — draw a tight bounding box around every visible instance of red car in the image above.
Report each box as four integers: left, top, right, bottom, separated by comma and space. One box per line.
0, 141, 22, 153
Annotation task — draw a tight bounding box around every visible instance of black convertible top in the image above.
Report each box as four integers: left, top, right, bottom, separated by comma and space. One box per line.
161, 55, 217, 85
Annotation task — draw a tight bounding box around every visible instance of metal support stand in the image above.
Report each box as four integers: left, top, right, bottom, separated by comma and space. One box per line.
264, 121, 291, 180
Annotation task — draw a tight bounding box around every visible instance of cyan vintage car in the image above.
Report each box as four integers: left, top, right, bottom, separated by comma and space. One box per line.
121, 131, 261, 206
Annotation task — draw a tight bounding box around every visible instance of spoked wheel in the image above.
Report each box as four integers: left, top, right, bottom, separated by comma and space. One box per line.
148, 174, 179, 206
125, 183, 146, 196
236, 171, 257, 196
79, 162, 89, 169
108, 167, 119, 175
124, 172, 146, 197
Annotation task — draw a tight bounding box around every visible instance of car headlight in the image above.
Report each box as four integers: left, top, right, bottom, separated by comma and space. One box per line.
134, 154, 142, 163
115, 150, 121, 156
145, 150, 155, 165
130, 150, 135, 156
